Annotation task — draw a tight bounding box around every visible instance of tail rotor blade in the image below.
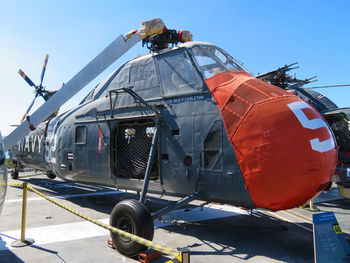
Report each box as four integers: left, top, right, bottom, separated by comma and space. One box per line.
39, 54, 49, 88
18, 69, 36, 87
20, 95, 38, 123
4, 33, 140, 151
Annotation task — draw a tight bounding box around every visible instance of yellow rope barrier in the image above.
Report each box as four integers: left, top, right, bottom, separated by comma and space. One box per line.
8, 182, 180, 258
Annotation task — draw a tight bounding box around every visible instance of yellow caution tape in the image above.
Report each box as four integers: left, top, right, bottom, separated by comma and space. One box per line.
8, 182, 24, 188
298, 203, 307, 209
166, 256, 182, 262
8, 182, 180, 258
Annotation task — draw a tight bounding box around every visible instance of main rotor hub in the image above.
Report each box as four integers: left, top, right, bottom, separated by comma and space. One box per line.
142, 29, 178, 52
142, 29, 192, 52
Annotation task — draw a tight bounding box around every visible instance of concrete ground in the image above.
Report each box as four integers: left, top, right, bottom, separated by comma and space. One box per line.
0, 171, 349, 263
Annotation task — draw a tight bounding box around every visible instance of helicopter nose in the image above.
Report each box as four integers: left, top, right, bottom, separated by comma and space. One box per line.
206, 72, 337, 211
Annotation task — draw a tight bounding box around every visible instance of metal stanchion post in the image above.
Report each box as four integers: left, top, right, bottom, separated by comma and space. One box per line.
309, 200, 314, 210
11, 183, 35, 247
308, 199, 320, 212
179, 247, 190, 263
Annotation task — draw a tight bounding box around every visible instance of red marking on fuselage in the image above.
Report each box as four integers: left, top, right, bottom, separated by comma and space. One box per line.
98, 127, 103, 154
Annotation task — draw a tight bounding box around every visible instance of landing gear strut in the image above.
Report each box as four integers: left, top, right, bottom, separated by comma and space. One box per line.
109, 113, 195, 257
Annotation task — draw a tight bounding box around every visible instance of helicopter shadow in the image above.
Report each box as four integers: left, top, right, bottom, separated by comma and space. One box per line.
316, 198, 350, 212
14, 176, 315, 262
0, 234, 25, 263
15, 176, 183, 216
0, 233, 67, 263
154, 213, 315, 262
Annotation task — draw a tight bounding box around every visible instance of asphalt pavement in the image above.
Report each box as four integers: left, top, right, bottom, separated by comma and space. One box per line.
0, 171, 349, 263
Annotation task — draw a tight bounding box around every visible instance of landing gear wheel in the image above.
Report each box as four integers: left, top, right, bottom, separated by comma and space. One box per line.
109, 199, 154, 257
338, 184, 350, 200
46, 172, 56, 179
11, 170, 19, 180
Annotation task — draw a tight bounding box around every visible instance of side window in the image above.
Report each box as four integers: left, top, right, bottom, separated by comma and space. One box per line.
107, 65, 130, 91
156, 49, 203, 96
105, 57, 161, 101
130, 57, 159, 92
204, 120, 222, 170
80, 88, 95, 104
75, 126, 87, 144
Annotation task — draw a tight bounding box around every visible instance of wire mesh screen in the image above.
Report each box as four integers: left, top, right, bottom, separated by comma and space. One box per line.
114, 120, 158, 179
330, 117, 350, 152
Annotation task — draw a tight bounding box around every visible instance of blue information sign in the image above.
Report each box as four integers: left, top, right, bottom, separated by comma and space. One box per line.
313, 212, 350, 262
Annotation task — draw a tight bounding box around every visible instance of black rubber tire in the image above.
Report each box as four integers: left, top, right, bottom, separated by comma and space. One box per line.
109, 199, 154, 257
11, 170, 19, 180
46, 172, 56, 179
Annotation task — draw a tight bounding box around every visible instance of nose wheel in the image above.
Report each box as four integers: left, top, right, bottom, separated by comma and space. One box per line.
338, 184, 350, 200
10, 170, 19, 180
109, 199, 154, 257
45, 172, 56, 179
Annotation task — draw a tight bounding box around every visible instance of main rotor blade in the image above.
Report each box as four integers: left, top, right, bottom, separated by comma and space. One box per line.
39, 54, 49, 88
20, 95, 38, 123
304, 84, 350, 89
4, 33, 140, 151
18, 69, 36, 87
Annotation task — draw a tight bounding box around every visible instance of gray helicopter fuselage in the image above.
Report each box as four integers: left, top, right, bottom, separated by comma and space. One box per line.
9, 41, 338, 211
10, 42, 255, 208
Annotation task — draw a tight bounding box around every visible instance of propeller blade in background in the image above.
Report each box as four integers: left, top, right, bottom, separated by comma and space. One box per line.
20, 95, 38, 123
18, 69, 36, 87
4, 33, 141, 151
39, 54, 49, 88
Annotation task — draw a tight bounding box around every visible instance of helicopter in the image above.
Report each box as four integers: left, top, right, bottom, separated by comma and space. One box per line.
5, 18, 337, 257
0, 131, 7, 215
257, 64, 350, 199
8, 54, 58, 180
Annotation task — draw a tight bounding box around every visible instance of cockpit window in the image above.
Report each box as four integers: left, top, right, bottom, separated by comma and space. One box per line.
156, 48, 203, 96
190, 45, 244, 79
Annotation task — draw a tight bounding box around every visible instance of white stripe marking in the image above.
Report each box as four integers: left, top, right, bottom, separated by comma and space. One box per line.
5, 190, 121, 204
0, 204, 247, 250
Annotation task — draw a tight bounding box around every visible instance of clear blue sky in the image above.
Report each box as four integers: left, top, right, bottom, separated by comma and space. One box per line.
1, 0, 349, 135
